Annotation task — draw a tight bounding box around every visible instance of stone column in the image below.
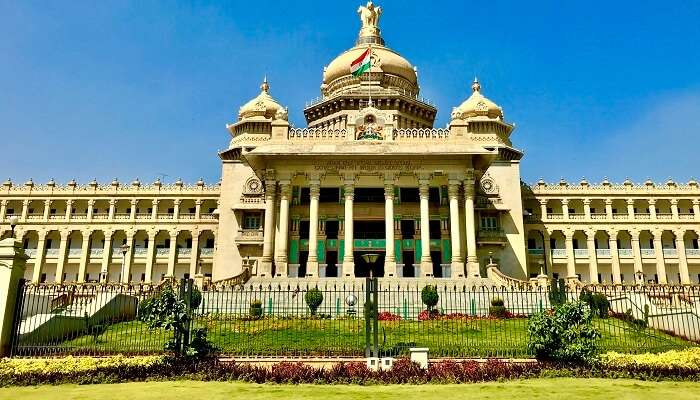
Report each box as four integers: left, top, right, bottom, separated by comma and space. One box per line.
173, 199, 180, 221
342, 177, 355, 277
65, 199, 72, 221
448, 180, 463, 278
195, 200, 202, 220
77, 230, 91, 283
564, 229, 576, 280
586, 229, 599, 283
166, 230, 178, 278
675, 229, 690, 284
101, 231, 113, 283
151, 199, 158, 220
55, 230, 69, 283
87, 199, 95, 222
260, 178, 277, 276
129, 199, 137, 221
0, 238, 28, 357
32, 231, 47, 283
144, 230, 156, 283
108, 200, 115, 221
189, 232, 200, 278
419, 178, 432, 276
275, 181, 291, 275
539, 199, 548, 220
121, 233, 134, 283
583, 199, 591, 220
542, 230, 552, 277
652, 229, 667, 283
608, 230, 622, 284
671, 199, 679, 220
605, 199, 613, 220
562, 199, 570, 220
307, 180, 321, 277
384, 179, 397, 277
649, 199, 657, 220
630, 229, 644, 282
627, 199, 635, 219
463, 176, 479, 277
0, 200, 6, 223
693, 200, 700, 221
20, 200, 28, 222
42, 200, 50, 222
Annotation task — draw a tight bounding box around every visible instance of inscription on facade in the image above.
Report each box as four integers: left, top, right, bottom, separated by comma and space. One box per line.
313, 160, 422, 171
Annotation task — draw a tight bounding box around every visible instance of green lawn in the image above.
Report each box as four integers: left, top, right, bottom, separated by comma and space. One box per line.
21, 316, 691, 358
2, 379, 700, 400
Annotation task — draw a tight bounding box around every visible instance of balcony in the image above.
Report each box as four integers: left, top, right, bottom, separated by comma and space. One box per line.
662, 249, 678, 257
656, 213, 673, 220
547, 214, 564, 220
679, 213, 695, 220
200, 248, 214, 257
156, 248, 170, 256
640, 248, 655, 257
569, 213, 585, 220
687, 249, 700, 257
92, 213, 109, 220
476, 228, 507, 245
48, 215, 64, 221
590, 213, 607, 220
24, 248, 37, 258
177, 248, 192, 256
45, 248, 59, 258
133, 247, 148, 256
235, 228, 264, 244
527, 248, 544, 255
573, 249, 589, 258
157, 213, 174, 220
26, 215, 43, 221
551, 249, 567, 258
596, 249, 611, 257
90, 248, 103, 257
113, 213, 130, 220
524, 214, 541, 223
612, 214, 628, 220
635, 214, 651, 220
200, 213, 217, 220
618, 249, 633, 258
135, 214, 151, 220
68, 248, 82, 257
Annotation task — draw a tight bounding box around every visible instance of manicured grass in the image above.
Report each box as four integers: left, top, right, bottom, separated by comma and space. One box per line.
2, 379, 700, 400
26, 316, 692, 357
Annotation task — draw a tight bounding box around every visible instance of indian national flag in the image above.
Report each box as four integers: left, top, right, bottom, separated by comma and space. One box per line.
350, 47, 372, 77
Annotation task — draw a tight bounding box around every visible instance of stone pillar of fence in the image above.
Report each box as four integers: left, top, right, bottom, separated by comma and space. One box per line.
0, 238, 28, 356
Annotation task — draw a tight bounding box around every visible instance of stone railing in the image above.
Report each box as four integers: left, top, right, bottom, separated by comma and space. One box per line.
90, 248, 103, 257
551, 249, 567, 257
177, 248, 192, 256
200, 248, 214, 257
236, 228, 264, 242
287, 128, 347, 140
133, 248, 147, 256
641, 249, 656, 257
618, 249, 634, 257
596, 249, 612, 257
573, 249, 589, 257
156, 248, 170, 256
392, 128, 450, 141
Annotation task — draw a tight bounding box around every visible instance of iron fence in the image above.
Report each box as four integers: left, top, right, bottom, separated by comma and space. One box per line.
9, 278, 700, 358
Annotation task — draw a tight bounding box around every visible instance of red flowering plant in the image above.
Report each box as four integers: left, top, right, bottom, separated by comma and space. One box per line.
378, 311, 402, 321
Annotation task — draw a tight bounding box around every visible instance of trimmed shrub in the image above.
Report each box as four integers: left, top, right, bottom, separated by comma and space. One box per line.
305, 288, 324, 316
377, 311, 402, 321
421, 285, 439, 311
579, 289, 610, 318
601, 348, 700, 371
489, 297, 508, 319
528, 300, 600, 363
249, 299, 263, 319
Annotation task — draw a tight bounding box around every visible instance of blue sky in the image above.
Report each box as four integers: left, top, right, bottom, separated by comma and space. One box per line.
2, 1, 699, 185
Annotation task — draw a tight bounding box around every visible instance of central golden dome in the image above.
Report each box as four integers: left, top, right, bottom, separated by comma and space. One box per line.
320, 2, 419, 97
323, 45, 417, 87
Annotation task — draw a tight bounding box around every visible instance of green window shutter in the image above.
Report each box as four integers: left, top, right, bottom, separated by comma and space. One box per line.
442, 239, 451, 263
318, 240, 326, 262
289, 239, 300, 263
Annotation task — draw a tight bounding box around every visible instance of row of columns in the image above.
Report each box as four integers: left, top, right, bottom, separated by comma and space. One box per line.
538, 198, 700, 221
259, 173, 480, 279
17, 229, 210, 284
539, 228, 692, 284
0, 198, 210, 223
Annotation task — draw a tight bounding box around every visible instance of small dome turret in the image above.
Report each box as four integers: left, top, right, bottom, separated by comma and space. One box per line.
238, 77, 287, 121
451, 78, 504, 121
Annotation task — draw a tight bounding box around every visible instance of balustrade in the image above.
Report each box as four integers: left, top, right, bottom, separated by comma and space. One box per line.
551, 249, 567, 257
177, 248, 192, 256
618, 249, 634, 257
595, 249, 611, 257
200, 248, 214, 256
662, 248, 678, 257
45, 248, 59, 257
573, 249, 589, 257
68, 248, 82, 257
640, 248, 656, 257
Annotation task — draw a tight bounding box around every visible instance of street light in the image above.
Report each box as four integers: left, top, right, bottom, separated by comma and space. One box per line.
635, 270, 644, 286
361, 253, 381, 278
8, 215, 19, 238
119, 244, 130, 283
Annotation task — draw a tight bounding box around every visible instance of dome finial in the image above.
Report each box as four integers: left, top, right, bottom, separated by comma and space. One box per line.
472, 77, 481, 92
260, 76, 269, 93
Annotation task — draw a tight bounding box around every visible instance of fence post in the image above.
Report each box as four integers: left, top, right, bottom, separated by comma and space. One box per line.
0, 238, 28, 357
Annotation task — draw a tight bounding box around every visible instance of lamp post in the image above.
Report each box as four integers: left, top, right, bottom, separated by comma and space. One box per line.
635, 269, 644, 287
119, 244, 130, 283
8, 215, 19, 238
361, 253, 381, 278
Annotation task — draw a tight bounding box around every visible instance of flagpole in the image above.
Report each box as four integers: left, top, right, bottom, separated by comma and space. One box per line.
368, 44, 372, 108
